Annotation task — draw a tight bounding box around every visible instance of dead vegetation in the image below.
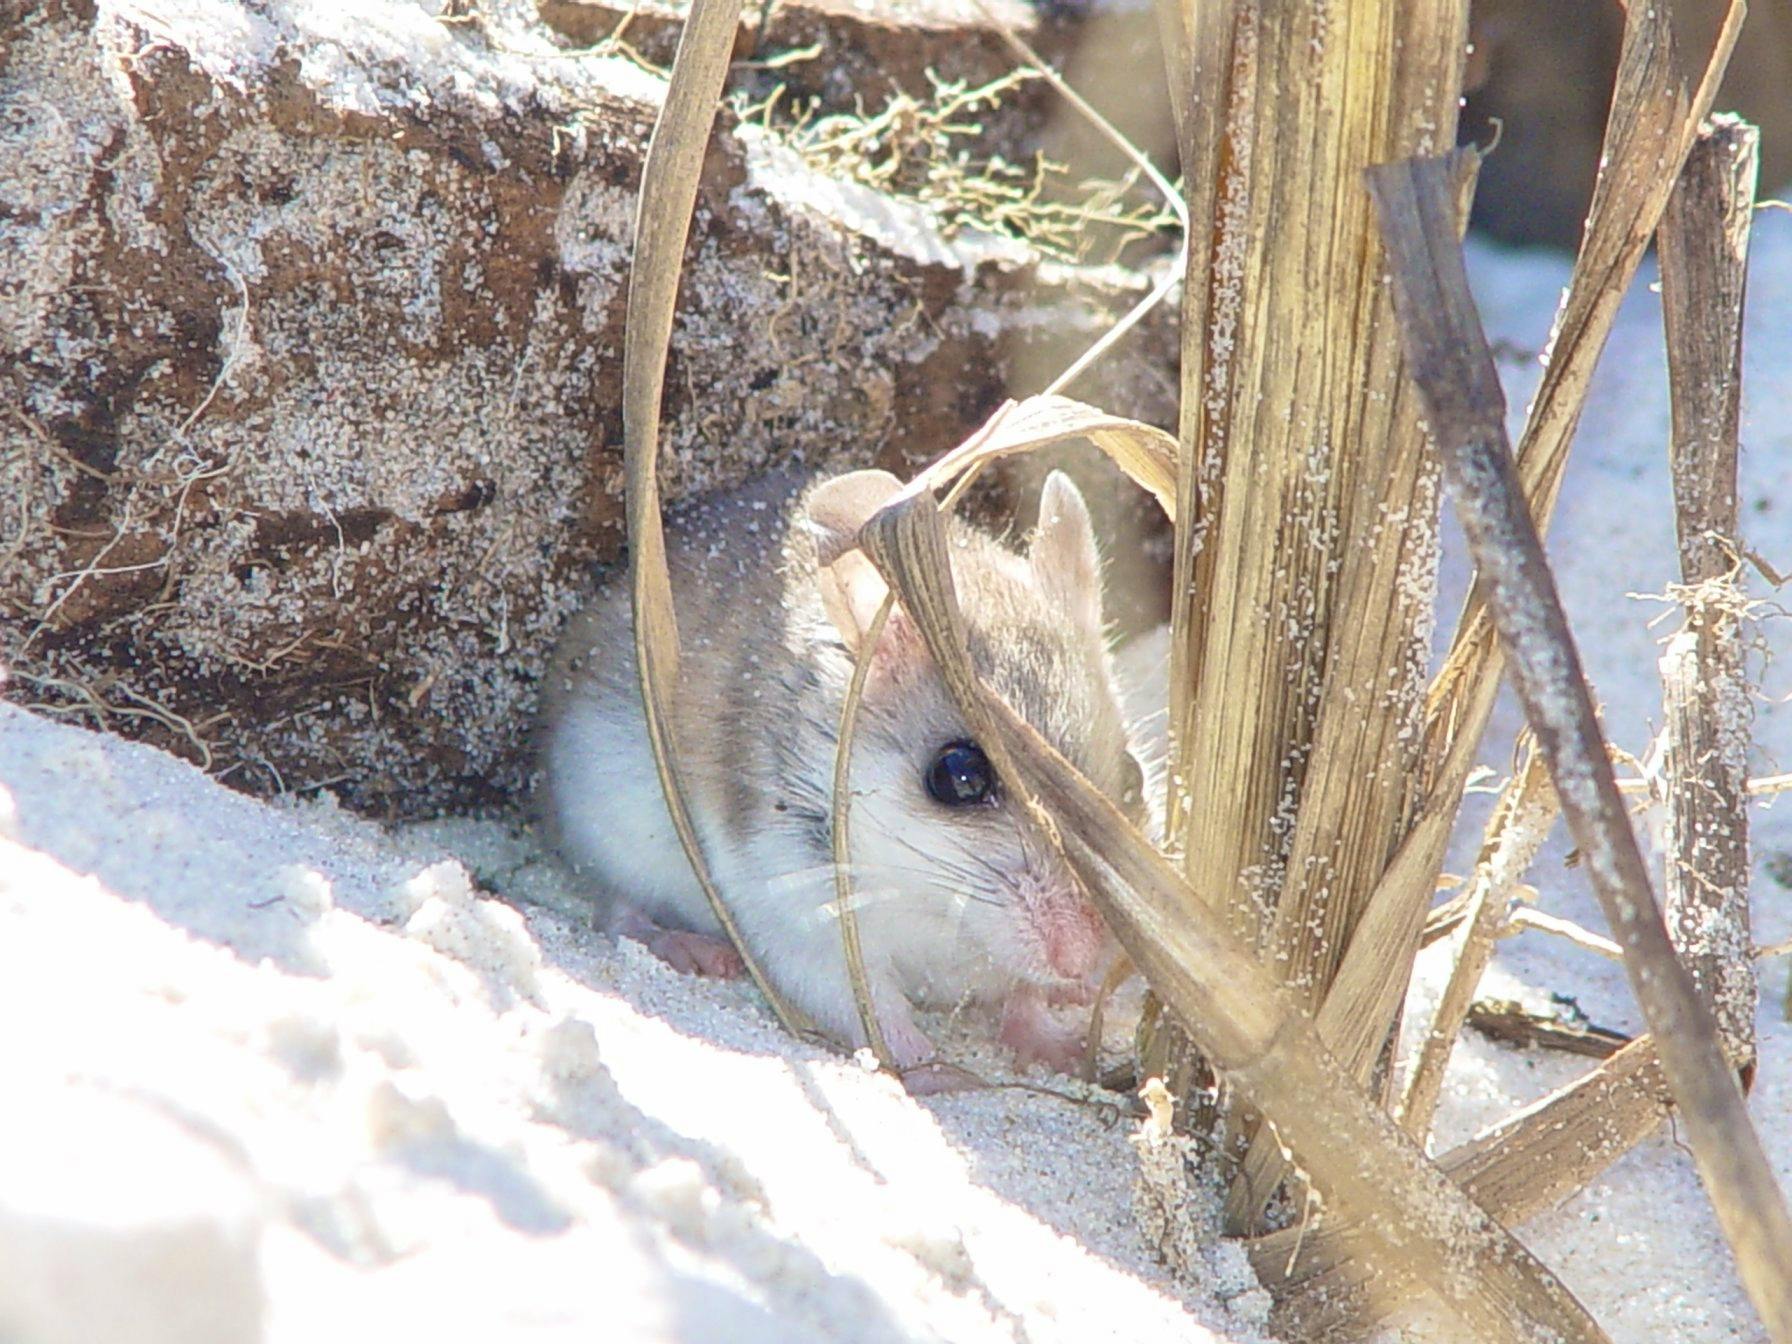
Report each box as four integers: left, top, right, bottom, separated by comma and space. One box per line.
617, 0, 1792, 1340
738, 69, 1176, 264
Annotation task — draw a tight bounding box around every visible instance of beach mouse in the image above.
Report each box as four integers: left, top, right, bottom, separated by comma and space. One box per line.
537, 466, 1148, 1080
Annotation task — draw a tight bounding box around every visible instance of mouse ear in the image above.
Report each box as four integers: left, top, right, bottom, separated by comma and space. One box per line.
1030, 470, 1103, 628
804, 470, 905, 652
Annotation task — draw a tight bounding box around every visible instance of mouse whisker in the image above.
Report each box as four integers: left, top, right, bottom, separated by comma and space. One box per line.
874, 833, 1010, 907
765, 861, 1001, 912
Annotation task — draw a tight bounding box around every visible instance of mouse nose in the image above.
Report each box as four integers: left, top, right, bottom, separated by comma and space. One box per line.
1043, 899, 1108, 982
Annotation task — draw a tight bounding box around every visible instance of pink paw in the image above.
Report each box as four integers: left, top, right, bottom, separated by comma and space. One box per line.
1000, 991, 1090, 1075
858, 1006, 972, 1093
876, 1010, 937, 1072
642, 928, 746, 978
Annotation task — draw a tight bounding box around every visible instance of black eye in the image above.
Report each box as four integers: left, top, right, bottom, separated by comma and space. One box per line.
925, 740, 997, 807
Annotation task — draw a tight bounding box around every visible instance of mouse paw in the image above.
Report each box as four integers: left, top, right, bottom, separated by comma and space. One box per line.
999, 991, 1089, 1075
875, 1009, 936, 1072
881, 1019, 983, 1095
641, 928, 746, 979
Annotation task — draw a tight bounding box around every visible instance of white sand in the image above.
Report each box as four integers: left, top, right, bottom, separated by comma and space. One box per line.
3, 215, 1790, 1343
0, 707, 1274, 1344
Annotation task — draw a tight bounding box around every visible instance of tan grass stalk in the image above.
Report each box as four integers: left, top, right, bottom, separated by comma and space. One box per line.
1149, 0, 1477, 1202
1133, 0, 1211, 1120
621, 0, 808, 1034
1617, 771, 1792, 798
1657, 116, 1761, 1066
1256, 1035, 1673, 1340
1159, 0, 1469, 976
829, 596, 898, 1064
1370, 148, 1792, 1344
1212, 632, 1493, 1227
1462, 1000, 1629, 1058
830, 399, 1176, 1070
857, 485, 1608, 1344
1396, 745, 1559, 1138
1279, 0, 1746, 1202
1507, 908, 1624, 963
826, 13, 1190, 1064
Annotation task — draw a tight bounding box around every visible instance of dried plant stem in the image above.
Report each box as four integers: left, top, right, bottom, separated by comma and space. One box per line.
1398, 745, 1559, 1138
622, 0, 807, 1034
1662, 116, 1757, 591
1617, 772, 1792, 797
1658, 116, 1760, 1067
1341, 0, 1749, 1149
859, 486, 1608, 1344
1163, 0, 1469, 995
1509, 907, 1624, 962
1153, 0, 1475, 1215
826, 8, 1189, 1068
828, 399, 1174, 1073
1464, 1000, 1629, 1058
1257, 1035, 1672, 1340
1222, 659, 1490, 1229
1660, 631, 1757, 1054
1371, 149, 1792, 1344
829, 596, 897, 1065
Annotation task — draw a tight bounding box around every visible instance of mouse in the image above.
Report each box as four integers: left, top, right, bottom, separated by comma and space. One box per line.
537, 465, 1149, 1081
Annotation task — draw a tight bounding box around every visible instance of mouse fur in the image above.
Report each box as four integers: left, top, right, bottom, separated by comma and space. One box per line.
537, 466, 1146, 1074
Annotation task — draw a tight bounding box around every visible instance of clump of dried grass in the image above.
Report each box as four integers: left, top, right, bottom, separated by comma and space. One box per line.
619, 0, 1792, 1341
736, 70, 1176, 265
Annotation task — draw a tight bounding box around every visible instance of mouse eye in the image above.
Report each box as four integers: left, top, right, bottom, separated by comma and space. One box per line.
1120, 751, 1144, 810
925, 740, 997, 807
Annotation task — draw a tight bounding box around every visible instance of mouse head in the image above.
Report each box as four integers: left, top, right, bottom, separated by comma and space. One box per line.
798, 468, 1144, 1000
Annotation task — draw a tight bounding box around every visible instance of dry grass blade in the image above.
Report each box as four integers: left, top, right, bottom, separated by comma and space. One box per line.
1412, 0, 1746, 869
1257, 1035, 1673, 1341
1657, 115, 1760, 1067
1371, 149, 1792, 1344
1157, 0, 1240, 855
1661, 621, 1758, 1059
1464, 1000, 1629, 1058
621, 0, 807, 1034
916, 396, 1178, 513
1397, 744, 1559, 1138
857, 488, 1609, 1344
1616, 772, 1792, 798
829, 593, 898, 1065
830, 395, 1177, 1069
1507, 907, 1625, 962
1343, 1, 1751, 1138
1163, 0, 1469, 994
1152, 0, 1475, 1222
1223, 143, 1482, 1233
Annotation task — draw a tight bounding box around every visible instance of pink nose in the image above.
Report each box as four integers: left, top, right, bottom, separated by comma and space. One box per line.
1044, 902, 1107, 981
